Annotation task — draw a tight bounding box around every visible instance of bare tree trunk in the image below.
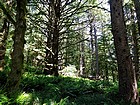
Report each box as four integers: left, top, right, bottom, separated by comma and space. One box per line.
103, 36, 109, 81
132, 22, 139, 81
4, 0, 27, 96
52, 22, 59, 76
0, 19, 9, 71
89, 20, 94, 76
51, 0, 61, 76
133, 0, 140, 80
79, 31, 85, 76
130, 8, 139, 81
110, 0, 139, 103
93, 26, 99, 77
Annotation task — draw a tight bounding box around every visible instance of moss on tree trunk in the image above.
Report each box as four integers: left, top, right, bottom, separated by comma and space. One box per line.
4, 0, 27, 97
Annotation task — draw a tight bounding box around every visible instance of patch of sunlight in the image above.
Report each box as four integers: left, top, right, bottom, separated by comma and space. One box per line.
43, 97, 69, 105
0, 94, 8, 104
60, 65, 78, 77
16, 92, 32, 104
33, 97, 41, 105
0, 67, 3, 71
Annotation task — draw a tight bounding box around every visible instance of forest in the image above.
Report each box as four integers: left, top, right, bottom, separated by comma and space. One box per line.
0, 0, 140, 104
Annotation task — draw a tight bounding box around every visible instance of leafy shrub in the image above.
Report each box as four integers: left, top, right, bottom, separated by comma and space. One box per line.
16, 92, 32, 105
0, 94, 8, 104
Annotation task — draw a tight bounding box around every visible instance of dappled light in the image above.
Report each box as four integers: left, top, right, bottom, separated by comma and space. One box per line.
1, 73, 121, 104
0, 0, 140, 104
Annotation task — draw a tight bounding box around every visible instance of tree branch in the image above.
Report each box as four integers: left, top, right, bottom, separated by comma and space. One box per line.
0, 1, 16, 26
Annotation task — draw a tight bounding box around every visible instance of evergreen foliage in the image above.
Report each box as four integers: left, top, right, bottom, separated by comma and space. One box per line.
0, 0, 139, 104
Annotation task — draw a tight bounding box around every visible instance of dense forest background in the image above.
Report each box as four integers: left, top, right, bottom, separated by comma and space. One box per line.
0, 0, 140, 104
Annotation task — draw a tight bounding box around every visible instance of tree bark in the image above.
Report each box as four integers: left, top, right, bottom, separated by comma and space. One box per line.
110, 0, 139, 103
79, 31, 85, 76
51, 0, 61, 76
133, 0, 140, 80
130, 8, 139, 81
93, 26, 99, 77
89, 19, 95, 76
4, 0, 27, 96
44, 4, 53, 75
44, 0, 60, 76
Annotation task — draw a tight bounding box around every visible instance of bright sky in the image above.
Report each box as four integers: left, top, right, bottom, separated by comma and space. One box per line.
98, 0, 110, 10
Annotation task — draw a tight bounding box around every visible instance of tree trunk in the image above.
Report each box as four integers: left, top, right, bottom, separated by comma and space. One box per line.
130, 8, 139, 81
132, 22, 139, 81
44, 0, 60, 76
0, 19, 9, 71
52, 22, 59, 76
4, 0, 27, 96
44, 1, 54, 75
89, 20, 94, 76
51, 0, 61, 76
93, 26, 99, 77
110, 0, 139, 103
102, 31, 109, 81
79, 31, 85, 76
133, 0, 140, 80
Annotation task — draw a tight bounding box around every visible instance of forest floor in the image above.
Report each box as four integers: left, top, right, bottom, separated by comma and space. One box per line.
0, 72, 140, 105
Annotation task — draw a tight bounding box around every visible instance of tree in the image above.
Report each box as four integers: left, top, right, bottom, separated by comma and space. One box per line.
79, 30, 86, 76
27, 0, 95, 76
133, 0, 140, 80
110, 0, 139, 103
2, 0, 27, 96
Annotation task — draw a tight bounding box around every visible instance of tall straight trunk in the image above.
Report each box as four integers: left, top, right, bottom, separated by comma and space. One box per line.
44, 7, 53, 74
133, 0, 140, 80
79, 31, 85, 76
103, 36, 109, 81
0, 19, 9, 71
65, 37, 68, 65
93, 26, 99, 77
101, 25, 109, 81
132, 22, 139, 80
89, 20, 94, 75
5, 0, 26, 96
130, 8, 139, 81
52, 21, 59, 76
44, 1, 54, 75
51, 0, 61, 76
110, 0, 139, 103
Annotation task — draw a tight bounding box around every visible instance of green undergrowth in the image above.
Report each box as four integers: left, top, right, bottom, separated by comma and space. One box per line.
0, 72, 138, 105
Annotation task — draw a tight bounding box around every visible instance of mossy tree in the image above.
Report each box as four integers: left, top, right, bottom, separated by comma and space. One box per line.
110, 0, 139, 103
0, 0, 27, 96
